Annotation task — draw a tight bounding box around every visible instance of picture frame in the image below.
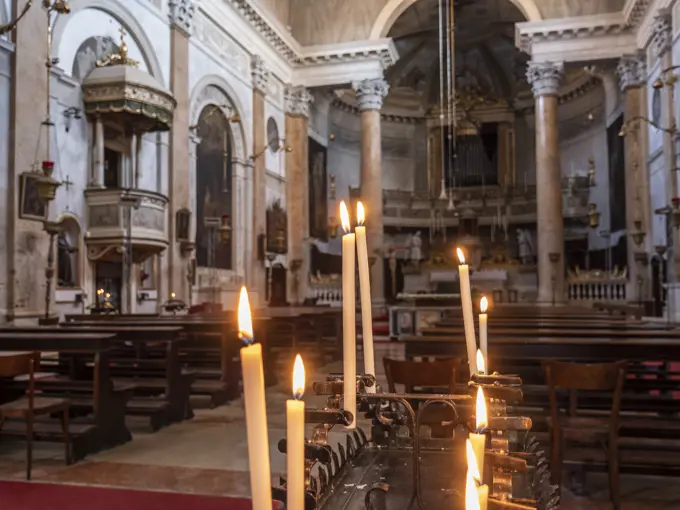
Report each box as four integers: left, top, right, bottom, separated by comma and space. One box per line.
19, 173, 48, 221
176, 209, 191, 242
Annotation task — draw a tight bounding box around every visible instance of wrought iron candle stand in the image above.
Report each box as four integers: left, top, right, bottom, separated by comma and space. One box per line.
274, 372, 558, 510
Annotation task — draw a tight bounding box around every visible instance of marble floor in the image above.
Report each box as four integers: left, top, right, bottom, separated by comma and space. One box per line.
0, 342, 678, 509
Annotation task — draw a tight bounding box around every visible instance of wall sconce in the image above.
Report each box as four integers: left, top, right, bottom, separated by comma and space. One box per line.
329, 174, 336, 200
137, 291, 150, 303
587, 203, 600, 229
63, 107, 82, 133
328, 215, 339, 239
219, 215, 231, 242
587, 157, 596, 187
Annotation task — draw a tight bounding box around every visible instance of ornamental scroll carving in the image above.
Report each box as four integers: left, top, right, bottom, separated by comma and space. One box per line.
169, 0, 196, 35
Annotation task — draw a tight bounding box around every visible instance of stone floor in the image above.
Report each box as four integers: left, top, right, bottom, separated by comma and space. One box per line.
0, 342, 678, 509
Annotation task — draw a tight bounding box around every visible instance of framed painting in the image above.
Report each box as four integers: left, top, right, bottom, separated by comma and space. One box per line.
176, 209, 191, 242
19, 173, 48, 221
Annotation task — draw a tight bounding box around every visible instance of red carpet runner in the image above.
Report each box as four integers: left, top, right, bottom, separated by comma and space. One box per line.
0, 481, 282, 510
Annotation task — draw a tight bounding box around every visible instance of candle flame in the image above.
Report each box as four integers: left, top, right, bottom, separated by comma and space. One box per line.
292, 354, 305, 400
476, 386, 487, 432
480, 296, 488, 313
171, 292, 176, 299
237, 286, 253, 344
476, 349, 486, 375
357, 201, 365, 226
466, 439, 482, 510
457, 247, 466, 264
97, 289, 104, 296
340, 201, 351, 234
105, 293, 111, 299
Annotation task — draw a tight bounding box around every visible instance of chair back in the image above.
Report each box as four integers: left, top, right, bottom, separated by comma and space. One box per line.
542, 359, 627, 431
383, 357, 460, 393
0, 352, 37, 413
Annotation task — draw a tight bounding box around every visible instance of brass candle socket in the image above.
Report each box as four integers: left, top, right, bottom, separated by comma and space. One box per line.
587, 203, 600, 229
219, 215, 231, 242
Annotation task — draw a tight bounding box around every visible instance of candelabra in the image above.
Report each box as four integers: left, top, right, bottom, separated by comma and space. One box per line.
42, 221, 60, 320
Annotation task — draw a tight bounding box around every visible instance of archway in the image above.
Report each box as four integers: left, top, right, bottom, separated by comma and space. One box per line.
369, 0, 541, 40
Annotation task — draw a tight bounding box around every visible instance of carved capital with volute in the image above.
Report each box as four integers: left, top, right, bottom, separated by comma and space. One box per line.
651, 9, 672, 58
284, 85, 314, 118
526, 61, 563, 97
251, 55, 270, 95
617, 53, 647, 91
168, 0, 196, 36
352, 78, 389, 111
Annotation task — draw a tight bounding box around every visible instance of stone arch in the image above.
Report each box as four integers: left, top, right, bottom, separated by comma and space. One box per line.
51, 0, 164, 84
369, 0, 542, 40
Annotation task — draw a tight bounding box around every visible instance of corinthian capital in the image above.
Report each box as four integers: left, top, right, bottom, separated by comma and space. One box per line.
169, 0, 196, 36
285, 85, 314, 117
251, 55, 270, 94
652, 9, 672, 58
526, 61, 563, 97
617, 53, 647, 91
352, 78, 389, 111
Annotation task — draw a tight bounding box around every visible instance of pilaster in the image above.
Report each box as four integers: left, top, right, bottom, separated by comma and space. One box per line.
167, 2, 194, 301
284, 85, 313, 304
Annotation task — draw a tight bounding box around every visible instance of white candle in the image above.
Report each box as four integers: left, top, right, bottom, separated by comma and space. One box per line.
355, 201, 375, 393
469, 386, 487, 478
456, 248, 477, 377
340, 201, 356, 429
238, 287, 273, 510
479, 296, 488, 369
287, 354, 306, 510
466, 439, 488, 510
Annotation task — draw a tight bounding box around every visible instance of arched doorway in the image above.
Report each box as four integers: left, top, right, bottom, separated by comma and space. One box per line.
195, 106, 233, 270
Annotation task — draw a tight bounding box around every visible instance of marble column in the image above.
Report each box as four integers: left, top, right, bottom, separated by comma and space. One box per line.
6, 0, 50, 321
188, 130, 201, 303
526, 62, 565, 305
167, 0, 194, 301
93, 117, 104, 186
285, 86, 313, 304
617, 53, 649, 302
353, 78, 389, 307
250, 56, 270, 306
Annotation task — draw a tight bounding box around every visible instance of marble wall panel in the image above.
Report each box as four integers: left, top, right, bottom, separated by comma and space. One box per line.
536, 0, 624, 19
0, 43, 11, 315
649, 153, 668, 247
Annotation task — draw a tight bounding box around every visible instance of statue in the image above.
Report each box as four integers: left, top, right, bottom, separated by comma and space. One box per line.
517, 229, 535, 265
57, 232, 75, 287
408, 231, 423, 268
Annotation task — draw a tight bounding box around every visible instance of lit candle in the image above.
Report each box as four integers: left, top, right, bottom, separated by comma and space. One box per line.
171, 292, 176, 299
287, 354, 306, 510
469, 386, 487, 478
466, 439, 489, 510
355, 201, 375, 393
476, 349, 486, 376
237, 287, 273, 510
340, 201, 356, 429
479, 296, 488, 368
456, 248, 477, 377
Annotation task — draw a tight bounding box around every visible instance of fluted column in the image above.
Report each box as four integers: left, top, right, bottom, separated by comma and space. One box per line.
353, 78, 389, 307
285, 86, 314, 304
167, 0, 195, 300
527, 62, 565, 305
93, 116, 104, 186
617, 53, 650, 302
251, 56, 270, 305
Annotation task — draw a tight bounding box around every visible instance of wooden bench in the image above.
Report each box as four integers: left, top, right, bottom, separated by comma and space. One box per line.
0, 333, 131, 460
593, 302, 643, 319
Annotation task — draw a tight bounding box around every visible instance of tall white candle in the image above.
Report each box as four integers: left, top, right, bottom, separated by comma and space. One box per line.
469, 386, 487, 477
238, 287, 273, 510
287, 354, 306, 510
340, 201, 356, 429
355, 201, 375, 393
466, 439, 488, 510
456, 248, 477, 377
479, 296, 488, 369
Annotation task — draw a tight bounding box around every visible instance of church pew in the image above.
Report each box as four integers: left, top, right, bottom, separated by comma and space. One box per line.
418, 325, 680, 338
402, 333, 680, 473
0, 333, 131, 460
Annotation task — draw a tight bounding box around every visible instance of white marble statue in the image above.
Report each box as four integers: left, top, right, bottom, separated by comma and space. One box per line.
517, 229, 535, 264
408, 231, 423, 267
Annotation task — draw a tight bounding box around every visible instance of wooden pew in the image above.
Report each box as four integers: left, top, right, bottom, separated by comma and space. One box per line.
0, 333, 131, 460
402, 333, 680, 474
0, 326, 191, 430
593, 302, 643, 319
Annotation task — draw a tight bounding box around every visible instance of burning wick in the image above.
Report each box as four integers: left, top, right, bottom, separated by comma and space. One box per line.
476, 349, 486, 376
292, 354, 305, 400
476, 386, 487, 433
238, 286, 254, 345
457, 247, 466, 265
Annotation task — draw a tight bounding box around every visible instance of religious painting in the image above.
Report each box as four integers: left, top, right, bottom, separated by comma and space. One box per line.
176, 209, 191, 242
19, 173, 48, 221
72, 35, 120, 82
607, 114, 626, 232
195, 105, 233, 270
308, 137, 328, 241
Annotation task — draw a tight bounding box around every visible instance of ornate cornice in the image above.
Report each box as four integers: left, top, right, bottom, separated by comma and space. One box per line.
623, 0, 654, 27
617, 52, 646, 91
284, 85, 314, 117
251, 55, 270, 94
526, 61, 564, 97
330, 95, 423, 124
352, 78, 389, 111
169, 0, 196, 36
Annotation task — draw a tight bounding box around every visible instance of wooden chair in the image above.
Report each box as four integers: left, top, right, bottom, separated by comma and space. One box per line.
542, 359, 626, 509
0, 352, 71, 480
383, 357, 460, 393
